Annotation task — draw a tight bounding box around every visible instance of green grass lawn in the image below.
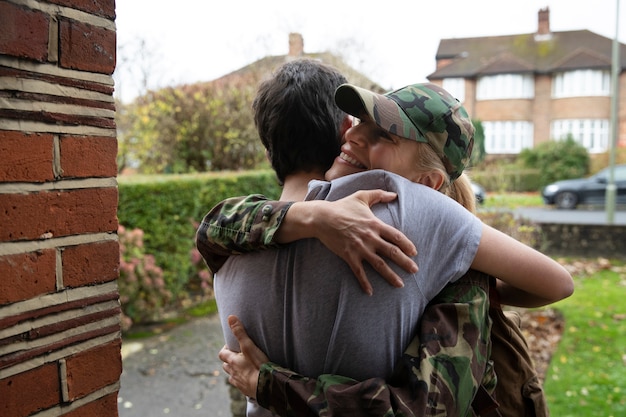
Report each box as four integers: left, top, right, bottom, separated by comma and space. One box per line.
483, 191, 543, 209
543, 266, 626, 416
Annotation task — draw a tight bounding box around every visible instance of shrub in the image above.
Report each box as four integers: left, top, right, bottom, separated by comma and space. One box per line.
118, 225, 172, 330
518, 136, 590, 187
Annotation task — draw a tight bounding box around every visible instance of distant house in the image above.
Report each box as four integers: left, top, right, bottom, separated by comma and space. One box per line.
212, 33, 384, 93
428, 7, 626, 156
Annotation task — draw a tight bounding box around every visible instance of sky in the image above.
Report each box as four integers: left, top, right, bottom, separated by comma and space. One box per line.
113, 0, 625, 103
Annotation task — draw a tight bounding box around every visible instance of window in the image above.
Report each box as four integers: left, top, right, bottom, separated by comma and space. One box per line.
551, 119, 610, 153
552, 70, 610, 97
442, 78, 465, 103
483, 121, 534, 154
476, 74, 534, 100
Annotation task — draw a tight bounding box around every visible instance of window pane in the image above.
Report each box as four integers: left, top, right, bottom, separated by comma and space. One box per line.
551, 119, 609, 153
477, 74, 534, 100
483, 121, 533, 154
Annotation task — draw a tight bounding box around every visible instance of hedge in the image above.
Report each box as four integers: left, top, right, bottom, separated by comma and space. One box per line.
118, 170, 281, 302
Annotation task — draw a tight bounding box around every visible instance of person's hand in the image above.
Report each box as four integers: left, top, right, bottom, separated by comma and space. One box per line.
312, 190, 418, 295
218, 315, 269, 399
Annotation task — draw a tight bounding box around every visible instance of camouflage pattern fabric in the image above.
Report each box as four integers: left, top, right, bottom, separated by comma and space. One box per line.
256, 270, 495, 417
334, 83, 474, 181
195, 195, 293, 273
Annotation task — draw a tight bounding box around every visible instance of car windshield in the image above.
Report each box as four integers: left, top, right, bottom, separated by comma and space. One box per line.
599, 165, 626, 182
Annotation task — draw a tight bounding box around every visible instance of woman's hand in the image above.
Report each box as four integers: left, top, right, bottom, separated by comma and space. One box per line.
218, 315, 269, 399
277, 190, 419, 295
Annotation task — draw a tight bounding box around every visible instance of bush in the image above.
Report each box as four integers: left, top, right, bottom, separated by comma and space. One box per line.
118, 225, 172, 330
471, 167, 542, 193
518, 136, 590, 187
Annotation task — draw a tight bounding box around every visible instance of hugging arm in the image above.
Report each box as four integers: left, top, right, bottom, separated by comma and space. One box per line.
471, 223, 573, 307
196, 191, 418, 293
195, 195, 293, 273
220, 272, 495, 417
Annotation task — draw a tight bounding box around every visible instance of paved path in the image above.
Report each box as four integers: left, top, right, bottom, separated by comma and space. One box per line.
118, 314, 232, 417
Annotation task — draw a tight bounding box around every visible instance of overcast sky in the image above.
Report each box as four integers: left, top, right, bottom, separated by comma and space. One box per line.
114, 0, 624, 102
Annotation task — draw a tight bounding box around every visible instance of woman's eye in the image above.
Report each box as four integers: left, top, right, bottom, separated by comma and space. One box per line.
351, 116, 360, 126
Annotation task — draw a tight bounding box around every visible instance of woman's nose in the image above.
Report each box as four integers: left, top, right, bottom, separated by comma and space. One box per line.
345, 125, 368, 147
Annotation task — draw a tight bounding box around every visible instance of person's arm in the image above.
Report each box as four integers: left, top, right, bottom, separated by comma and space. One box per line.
196, 191, 418, 293
196, 195, 292, 273
471, 224, 574, 307
220, 272, 494, 417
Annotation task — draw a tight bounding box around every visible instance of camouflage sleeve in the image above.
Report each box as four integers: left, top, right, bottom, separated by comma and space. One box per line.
256, 270, 495, 417
195, 195, 293, 273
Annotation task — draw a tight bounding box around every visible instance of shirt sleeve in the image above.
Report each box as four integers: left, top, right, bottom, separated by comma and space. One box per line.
195, 195, 294, 273
255, 271, 495, 417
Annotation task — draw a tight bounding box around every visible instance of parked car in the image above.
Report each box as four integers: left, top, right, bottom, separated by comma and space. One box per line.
471, 181, 486, 205
541, 164, 626, 209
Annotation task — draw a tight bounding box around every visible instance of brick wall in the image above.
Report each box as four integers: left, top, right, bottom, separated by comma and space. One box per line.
0, 0, 121, 416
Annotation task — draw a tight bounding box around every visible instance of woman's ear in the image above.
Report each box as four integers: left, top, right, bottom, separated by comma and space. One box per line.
419, 171, 446, 190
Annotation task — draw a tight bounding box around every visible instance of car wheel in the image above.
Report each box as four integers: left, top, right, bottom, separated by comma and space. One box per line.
555, 191, 578, 209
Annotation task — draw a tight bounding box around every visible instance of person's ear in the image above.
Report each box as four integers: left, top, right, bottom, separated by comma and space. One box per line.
419, 171, 445, 190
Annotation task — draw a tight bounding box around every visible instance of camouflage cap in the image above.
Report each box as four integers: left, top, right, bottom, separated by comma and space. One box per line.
334, 83, 474, 181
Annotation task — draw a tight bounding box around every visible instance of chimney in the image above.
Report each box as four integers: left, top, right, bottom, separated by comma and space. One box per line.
537, 7, 550, 35
288, 33, 304, 57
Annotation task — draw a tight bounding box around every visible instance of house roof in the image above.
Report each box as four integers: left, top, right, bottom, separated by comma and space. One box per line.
213, 52, 384, 93
428, 30, 626, 79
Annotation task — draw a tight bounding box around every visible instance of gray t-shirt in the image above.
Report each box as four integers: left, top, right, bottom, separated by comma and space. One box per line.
215, 170, 482, 416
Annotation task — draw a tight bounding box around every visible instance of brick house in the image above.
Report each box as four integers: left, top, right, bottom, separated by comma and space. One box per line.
427, 7, 626, 156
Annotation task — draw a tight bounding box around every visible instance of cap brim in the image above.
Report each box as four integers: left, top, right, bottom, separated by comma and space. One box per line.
335, 84, 425, 143
335, 84, 375, 118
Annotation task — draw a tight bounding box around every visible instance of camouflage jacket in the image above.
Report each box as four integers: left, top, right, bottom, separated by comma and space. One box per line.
196, 196, 497, 417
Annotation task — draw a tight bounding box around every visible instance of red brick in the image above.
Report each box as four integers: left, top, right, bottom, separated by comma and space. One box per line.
0, 2, 49, 62
46, 0, 116, 20
0, 131, 55, 182
0, 250, 57, 305
0, 188, 118, 242
59, 18, 116, 74
65, 340, 121, 401
62, 241, 119, 288
0, 363, 60, 416
62, 392, 119, 417
60, 136, 118, 178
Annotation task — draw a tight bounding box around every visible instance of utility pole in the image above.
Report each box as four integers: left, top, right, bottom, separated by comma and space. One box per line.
606, 0, 621, 224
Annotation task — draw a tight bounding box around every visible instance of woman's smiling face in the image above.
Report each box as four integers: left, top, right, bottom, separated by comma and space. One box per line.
325, 114, 420, 182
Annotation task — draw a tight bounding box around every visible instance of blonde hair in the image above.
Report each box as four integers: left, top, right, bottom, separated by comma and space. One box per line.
412, 143, 476, 214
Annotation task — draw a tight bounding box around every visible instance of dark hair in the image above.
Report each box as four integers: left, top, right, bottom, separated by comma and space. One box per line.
253, 59, 347, 184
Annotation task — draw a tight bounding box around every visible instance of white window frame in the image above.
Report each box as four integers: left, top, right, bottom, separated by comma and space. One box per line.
442, 78, 465, 103
551, 119, 610, 153
476, 74, 534, 100
552, 69, 610, 98
483, 121, 534, 154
